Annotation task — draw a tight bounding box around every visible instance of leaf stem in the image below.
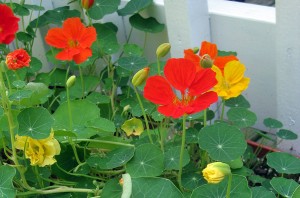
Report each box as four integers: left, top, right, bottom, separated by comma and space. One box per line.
226, 174, 232, 198
178, 114, 187, 191
133, 86, 153, 144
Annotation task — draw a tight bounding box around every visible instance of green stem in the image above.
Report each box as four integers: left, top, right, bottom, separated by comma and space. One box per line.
203, 109, 207, 127
16, 186, 97, 196
33, 166, 44, 188
178, 114, 187, 191
78, 64, 85, 98
156, 57, 161, 75
226, 174, 232, 198
0, 62, 31, 189
133, 86, 153, 144
66, 86, 73, 130
61, 138, 135, 148
159, 122, 165, 152
220, 99, 225, 121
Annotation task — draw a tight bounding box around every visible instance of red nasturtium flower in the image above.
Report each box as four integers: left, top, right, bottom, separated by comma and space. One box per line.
45, 17, 97, 64
6, 49, 31, 70
0, 4, 20, 44
184, 41, 238, 73
144, 58, 218, 118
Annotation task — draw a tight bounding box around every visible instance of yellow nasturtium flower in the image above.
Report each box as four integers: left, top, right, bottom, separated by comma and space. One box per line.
15, 131, 61, 167
202, 162, 231, 184
212, 60, 250, 100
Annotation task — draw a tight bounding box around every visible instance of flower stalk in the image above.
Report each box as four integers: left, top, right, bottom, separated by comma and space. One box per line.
178, 114, 187, 191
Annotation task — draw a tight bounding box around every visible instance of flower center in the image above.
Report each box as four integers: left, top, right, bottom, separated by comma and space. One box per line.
172, 92, 194, 106
68, 39, 79, 48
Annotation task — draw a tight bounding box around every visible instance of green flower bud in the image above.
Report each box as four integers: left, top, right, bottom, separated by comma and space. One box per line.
202, 162, 231, 184
66, 75, 76, 88
156, 43, 171, 58
131, 67, 150, 87
193, 47, 199, 54
200, 54, 213, 68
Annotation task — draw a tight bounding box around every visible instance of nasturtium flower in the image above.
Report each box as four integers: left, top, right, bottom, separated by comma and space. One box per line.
0, 4, 20, 44
144, 58, 218, 118
15, 131, 61, 167
184, 41, 238, 72
121, 118, 144, 136
202, 162, 231, 184
212, 60, 250, 100
45, 17, 97, 64
5, 48, 31, 70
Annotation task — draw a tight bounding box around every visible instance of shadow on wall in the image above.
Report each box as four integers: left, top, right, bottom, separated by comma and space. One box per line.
228, 0, 275, 6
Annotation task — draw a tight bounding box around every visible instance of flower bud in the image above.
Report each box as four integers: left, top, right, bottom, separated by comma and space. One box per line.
119, 178, 124, 186
200, 54, 213, 68
193, 47, 199, 54
66, 75, 76, 88
202, 162, 231, 184
131, 67, 150, 87
156, 43, 171, 58
81, 0, 94, 9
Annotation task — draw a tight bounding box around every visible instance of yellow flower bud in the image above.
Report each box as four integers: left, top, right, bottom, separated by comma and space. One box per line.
202, 162, 231, 184
200, 54, 213, 68
66, 75, 76, 88
131, 67, 150, 87
156, 43, 171, 58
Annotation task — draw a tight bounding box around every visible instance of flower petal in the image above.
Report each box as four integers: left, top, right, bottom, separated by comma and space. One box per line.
189, 68, 217, 96
45, 28, 68, 48
164, 58, 196, 93
144, 76, 175, 105
158, 103, 185, 118
200, 41, 218, 60
214, 55, 238, 71
73, 48, 92, 64
184, 49, 202, 71
224, 60, 246, 84
189, 91, 218, 113
56, 47, 81, 61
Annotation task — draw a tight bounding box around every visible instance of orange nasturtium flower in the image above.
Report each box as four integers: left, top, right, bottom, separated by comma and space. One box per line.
144, 58, 218, 118
184, 41, 238, 72
15, 131, 61, 167
45, 17, 97, 64
6, 48, 31, 70
212, 60, 250, 100
0, 4, 20, 44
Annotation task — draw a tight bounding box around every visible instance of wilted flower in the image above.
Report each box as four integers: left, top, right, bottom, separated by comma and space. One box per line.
45, 17, 97, 64
0, 4, 20, 44
121, 118, 144, 136
202, 162, 231, 184
15, 131, 61, 167
6, 49, 31, 70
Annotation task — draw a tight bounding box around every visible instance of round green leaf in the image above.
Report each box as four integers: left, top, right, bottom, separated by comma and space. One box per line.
251, 186, 276, 198
118, 0, 153, 16
225, 95, 250, 108
123, 44, 143, 56
132, 177, 182, 198
270, 177, 299, 198
87, 147, 134, 170
266, 152, 300, 174
94, 23, 120, 54
53, 100, 100, 137
12, 80, 26, 89
18, 107, 54, 139
118, 56, 148, 72
263, 118, 283, 128
198, 123, 247, 161
191, 175, 251, 198
126, 143, 164, 177
12, 3, 30, 16
181, 172, 205, 191
88, 0, 121, 20
276, 129, 298, 140
28, 57, 42, 74
101, 178, 122, 198
86, 92, 110, 105
86, 117, 116, 134
292, 186, 300, 198
227, 107, 257, 128
164, 146, 190, 170
129, 13, 165, 33
0, 166, 16, 198
9, 90, 33, 102
17, 32, 33, 43
186, 128, 199, 144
